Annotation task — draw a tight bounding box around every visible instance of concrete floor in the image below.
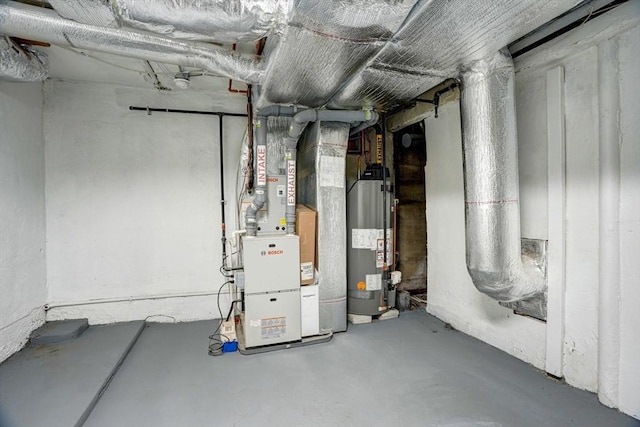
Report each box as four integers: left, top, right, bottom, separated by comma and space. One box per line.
1, 310, 638, 427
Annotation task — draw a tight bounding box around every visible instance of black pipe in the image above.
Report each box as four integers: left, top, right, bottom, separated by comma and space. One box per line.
414, 82, 458, 118
219, 115, 227, 264
129, 105, 248, 270
128, 106, 247, 117
381, 113, 388, 280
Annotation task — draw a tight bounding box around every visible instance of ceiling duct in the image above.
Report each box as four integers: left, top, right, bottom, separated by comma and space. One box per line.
257, 0, 418, 108
260, 0, 580, 109
0, 35, 48, 81
0, 0, 264, 84
48, 0, 287, 43
460, 49, 546, 315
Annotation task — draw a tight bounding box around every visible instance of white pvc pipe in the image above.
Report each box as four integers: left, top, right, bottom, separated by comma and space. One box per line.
597, 38, 621, 408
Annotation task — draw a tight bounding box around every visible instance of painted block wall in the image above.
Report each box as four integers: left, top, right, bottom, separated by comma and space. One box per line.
425, 7, 639, 418
43, 80, 246, 324
0, 82, 47, 363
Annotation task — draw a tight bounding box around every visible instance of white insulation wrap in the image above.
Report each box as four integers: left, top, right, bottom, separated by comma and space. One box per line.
0, 36, 48, 82
0, 0, 264, 84
460, 49, 545, 303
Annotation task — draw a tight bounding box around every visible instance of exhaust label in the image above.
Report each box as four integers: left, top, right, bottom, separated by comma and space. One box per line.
257, 145, 267, 186
287, 160, 296, 206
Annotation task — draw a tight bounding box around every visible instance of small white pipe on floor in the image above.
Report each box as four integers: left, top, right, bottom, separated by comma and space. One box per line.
44, 290, 225, 310
597, 38, 621, 409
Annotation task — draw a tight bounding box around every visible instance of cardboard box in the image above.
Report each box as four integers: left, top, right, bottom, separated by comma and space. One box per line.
296, 204, 317, 285
301, 284, 320, 337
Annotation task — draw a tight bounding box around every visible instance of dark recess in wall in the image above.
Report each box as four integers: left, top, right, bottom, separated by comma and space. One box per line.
393, 122, 427, 292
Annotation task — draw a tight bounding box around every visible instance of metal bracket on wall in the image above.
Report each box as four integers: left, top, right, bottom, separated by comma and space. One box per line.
414, 82, 459, 119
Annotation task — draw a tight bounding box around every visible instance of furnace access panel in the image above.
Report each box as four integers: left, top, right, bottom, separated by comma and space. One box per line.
242, 235, 301, 347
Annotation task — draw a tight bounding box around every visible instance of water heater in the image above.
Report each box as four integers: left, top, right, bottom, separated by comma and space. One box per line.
347, 165, 393, 316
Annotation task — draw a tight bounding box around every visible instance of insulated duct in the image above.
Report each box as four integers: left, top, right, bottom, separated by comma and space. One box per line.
297, 121, 351, 333
0, 35, 48, 81
460, 49, 546, 305
48, 0, 286, 43
244, 107, 377, 235
282, 109, 378, 233
0, 0, 264, 84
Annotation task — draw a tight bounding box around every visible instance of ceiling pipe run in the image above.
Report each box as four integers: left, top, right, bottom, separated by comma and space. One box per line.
460, 49, 546, 308
0, 0, 264, 84
0, 35, 48, 81
47, 0, 286, 43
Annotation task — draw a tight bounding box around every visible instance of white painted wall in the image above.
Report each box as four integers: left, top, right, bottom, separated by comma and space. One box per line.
0, 82, 47, 363
425, 5, 639, 418
43, 80, 246, 324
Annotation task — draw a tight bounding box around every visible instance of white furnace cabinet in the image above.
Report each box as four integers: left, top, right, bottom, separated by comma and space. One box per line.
243, 235, 301, 347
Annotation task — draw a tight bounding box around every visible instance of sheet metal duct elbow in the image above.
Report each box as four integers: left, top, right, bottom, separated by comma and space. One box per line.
0, 1, 264, 84
460, 49, 546, 303
0, 35, 48, 81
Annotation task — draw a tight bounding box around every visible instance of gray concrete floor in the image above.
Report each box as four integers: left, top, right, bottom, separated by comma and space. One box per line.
0, 321, 144, 427
86, 310, 636, 427
1, 310, 638, 427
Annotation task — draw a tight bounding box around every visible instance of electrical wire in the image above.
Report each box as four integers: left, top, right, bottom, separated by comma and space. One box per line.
208, 279, 234, 356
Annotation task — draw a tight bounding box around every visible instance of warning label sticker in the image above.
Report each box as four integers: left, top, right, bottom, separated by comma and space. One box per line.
301, 262, 314, 281
261, 317, 286, 339
366, 274, 382, 291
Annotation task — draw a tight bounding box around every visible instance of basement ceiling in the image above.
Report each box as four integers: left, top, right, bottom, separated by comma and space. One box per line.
1, 0, 590, 109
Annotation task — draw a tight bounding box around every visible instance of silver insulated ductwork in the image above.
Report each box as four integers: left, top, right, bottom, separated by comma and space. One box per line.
0, 0, 264, 84
47, 0, 286, 43
0, 35, 48, 82
460, 49, 546, 307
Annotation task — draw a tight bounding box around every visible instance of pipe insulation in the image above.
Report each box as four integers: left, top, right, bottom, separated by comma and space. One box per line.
460, 49, 545, 303
0, 0, 264, 84
48, 0, 286, 43
0, 35, 48, 81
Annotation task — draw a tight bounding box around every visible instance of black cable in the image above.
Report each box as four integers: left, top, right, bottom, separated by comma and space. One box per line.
207, 280, 234, 355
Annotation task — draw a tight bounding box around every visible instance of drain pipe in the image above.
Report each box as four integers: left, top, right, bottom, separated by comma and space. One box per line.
460, 49, 546, 304
283, 109, 379, 234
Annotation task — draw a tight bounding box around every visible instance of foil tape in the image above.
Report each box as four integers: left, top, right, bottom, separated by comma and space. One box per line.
0, 35, 48, 82
460, 49, 545, 303
0, 1, 264, 84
